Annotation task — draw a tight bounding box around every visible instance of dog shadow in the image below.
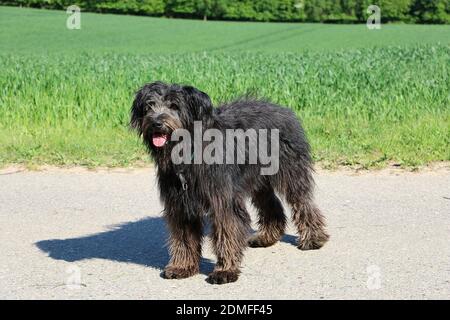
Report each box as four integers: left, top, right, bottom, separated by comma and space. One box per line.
35, 216, 215, 276
281, 234, 298, 246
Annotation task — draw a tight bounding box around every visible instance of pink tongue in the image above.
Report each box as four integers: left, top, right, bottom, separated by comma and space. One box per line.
152, 134, 168, 147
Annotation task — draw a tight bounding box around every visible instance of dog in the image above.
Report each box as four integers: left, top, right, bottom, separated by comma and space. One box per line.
130, 81, 329, 284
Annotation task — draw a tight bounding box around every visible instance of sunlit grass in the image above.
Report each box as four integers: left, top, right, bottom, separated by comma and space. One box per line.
0, 6, 449, 168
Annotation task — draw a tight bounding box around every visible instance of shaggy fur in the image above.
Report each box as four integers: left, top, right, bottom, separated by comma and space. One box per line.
130, 81, 329, 284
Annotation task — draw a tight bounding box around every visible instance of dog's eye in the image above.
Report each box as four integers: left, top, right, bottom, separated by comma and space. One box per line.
144, 101, 154, 112
169, 103, 178, 110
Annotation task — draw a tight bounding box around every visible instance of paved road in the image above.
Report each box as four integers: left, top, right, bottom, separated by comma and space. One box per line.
0, 167, 449, 299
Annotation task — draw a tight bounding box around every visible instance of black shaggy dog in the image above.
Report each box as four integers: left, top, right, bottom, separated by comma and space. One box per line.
130, 81, 329, 284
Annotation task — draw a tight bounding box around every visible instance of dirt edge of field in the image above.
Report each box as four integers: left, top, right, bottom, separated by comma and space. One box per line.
1, 161, 449, 176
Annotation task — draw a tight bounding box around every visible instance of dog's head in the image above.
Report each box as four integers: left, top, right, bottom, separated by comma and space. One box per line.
130, 81, 213, 150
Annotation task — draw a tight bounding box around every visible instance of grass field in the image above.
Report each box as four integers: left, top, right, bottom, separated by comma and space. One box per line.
0, 6, 449, 168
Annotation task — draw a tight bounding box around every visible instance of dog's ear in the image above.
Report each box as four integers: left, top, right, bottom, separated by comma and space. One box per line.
130, 89, 144, 135
182, 86, 213, 121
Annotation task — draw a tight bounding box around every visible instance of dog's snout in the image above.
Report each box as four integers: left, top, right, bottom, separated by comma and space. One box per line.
152, 120, 163, 129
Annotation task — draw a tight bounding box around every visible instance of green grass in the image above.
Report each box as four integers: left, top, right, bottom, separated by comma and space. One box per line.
1, 6, 450, 54
0, 6, 449, 168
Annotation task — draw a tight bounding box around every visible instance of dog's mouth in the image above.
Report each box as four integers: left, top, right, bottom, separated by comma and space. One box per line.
152, 133, 169, 148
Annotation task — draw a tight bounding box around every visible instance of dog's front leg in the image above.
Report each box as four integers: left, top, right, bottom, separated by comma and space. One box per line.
163, 214, 202, 279
207, 197, 251, 284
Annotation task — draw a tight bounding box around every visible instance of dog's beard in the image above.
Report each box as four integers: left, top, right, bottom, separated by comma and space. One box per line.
142, 120, 171, 149
142, 116, 183, 149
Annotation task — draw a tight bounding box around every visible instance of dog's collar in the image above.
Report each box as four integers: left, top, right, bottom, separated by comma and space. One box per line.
177, 171, 188, 191
175, 152, 194, 191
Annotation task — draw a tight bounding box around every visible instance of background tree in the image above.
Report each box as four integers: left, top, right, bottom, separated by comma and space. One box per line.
378, 0, 413, 22
166, 0, 195, 18
355, 0, 372, 22
222, 0, 256, 21
411, 0, 450, 23
340, 0, 358, 22
195, 0, 227, 20
1, 0, 448, 23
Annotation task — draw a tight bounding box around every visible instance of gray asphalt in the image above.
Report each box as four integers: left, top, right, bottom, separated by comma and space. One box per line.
0, 167, 449, 299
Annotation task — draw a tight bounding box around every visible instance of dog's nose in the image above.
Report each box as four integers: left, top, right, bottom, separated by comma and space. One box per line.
152, 121, 163, 129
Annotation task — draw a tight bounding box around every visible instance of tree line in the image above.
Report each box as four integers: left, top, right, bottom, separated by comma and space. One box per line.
2, 0, 449, 23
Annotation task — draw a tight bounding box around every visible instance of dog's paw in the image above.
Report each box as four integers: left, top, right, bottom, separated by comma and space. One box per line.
162, 266, 198, 279
247, 234, 277, 248
206, 270, 239, 285
298, 241, 323, 250
298, 233, 329, 250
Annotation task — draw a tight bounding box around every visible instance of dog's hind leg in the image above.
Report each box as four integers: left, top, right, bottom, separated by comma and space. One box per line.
207, 196, 251, 284
248, 185, 286, 248
289, 197, 329, 250
163, 214, 203, 279
283, 172, 329, 250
